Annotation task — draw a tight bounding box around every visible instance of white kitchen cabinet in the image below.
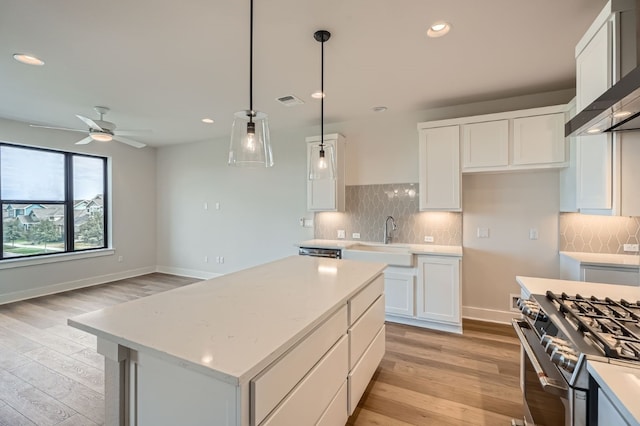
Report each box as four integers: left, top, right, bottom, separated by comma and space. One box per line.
306, 133, 345, 212
417, 125, 461, 211
462, 120, 509, 170
512, 113, 566, 166
560, 98, 578, 212
582, 265, 639, 286
570, 0, 636, 215
383, 267, 415, 317
598, 388, 631, 426
416, 255, 461, 329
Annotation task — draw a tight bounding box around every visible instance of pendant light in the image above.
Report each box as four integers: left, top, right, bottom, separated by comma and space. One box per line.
309, 30, 335, 180
228, 0, 274, 168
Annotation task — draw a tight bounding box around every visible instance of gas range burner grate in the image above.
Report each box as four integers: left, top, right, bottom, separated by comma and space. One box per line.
546, 291, 640, 361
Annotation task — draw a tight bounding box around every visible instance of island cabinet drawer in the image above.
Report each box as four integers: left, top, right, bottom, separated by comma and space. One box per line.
251, 305, 347, 425
260, 335, 348, 426
349, 294, 385, 369
349, 274, 384, 325
348, 325, 385, 415
317, 380, 348, 426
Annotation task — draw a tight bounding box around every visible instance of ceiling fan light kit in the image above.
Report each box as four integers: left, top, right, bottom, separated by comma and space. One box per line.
29, 106, 147, 148
228, 0, 274, 168
309, 29, 335, 181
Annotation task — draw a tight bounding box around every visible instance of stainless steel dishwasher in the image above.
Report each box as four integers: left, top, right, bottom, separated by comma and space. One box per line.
298, 247, 342, 259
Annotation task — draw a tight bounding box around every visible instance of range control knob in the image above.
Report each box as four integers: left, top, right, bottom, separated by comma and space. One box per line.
550, 350, 579, 373
543, 337, 570, 354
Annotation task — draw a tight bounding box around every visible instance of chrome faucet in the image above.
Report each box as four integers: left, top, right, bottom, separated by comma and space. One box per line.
384, 216, 397, 244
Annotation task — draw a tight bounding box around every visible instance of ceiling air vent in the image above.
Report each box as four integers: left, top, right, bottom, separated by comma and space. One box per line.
276, 95, 305, 107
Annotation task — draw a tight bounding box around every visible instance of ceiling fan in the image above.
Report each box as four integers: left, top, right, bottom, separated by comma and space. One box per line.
29, 106, 148, 148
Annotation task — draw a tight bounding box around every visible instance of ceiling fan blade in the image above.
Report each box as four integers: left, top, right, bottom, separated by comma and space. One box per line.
113, 135, 146, 148
29, 124, 87, 133
75, 136, 93, 145
76, 114, 103, 131
115, 129, 153, 136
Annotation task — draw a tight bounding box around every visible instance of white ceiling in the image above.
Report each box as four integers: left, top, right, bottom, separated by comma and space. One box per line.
0, 0, 607, 148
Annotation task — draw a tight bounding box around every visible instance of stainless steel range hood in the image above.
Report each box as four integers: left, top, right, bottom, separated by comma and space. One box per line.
565, 66, 640, 136
565, 0, 640, 137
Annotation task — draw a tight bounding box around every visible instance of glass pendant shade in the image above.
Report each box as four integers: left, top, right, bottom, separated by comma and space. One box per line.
309, 142, 335, 180
228, 110, 273, 167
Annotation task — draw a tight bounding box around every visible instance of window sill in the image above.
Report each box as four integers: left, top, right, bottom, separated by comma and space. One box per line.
0, 248, 116, 270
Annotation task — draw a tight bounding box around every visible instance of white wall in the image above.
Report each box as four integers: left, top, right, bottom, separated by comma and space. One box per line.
155, 127, 313, 277
0, 118, 158, 302
462, 171, 560, 322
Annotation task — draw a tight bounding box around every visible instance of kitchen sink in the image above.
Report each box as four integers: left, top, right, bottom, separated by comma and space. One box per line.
342, 243, 414, 267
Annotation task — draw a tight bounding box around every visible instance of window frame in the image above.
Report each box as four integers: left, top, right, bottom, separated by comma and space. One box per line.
0, 142, 109, 261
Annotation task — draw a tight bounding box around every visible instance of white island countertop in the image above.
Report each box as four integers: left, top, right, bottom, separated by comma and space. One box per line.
298, 239, 462, 257
69, 256, 385, 386
588, 360, 640, 426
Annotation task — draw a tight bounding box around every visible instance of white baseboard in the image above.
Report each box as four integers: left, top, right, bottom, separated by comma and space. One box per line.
0, 266, 156, 305
385, 315, 462, 334
155, 265, 222, 280
462, 305, 516, 324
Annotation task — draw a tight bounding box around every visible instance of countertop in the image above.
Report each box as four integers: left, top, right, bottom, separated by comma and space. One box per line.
560, 251, 640, 268
298, 239, 463, 257
69, 256, 385, 386
516, 276, 640, 300
588, 360, 640, 426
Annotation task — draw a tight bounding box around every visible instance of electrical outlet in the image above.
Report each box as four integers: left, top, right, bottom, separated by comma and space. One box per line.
352, 233, 361, 239
204, 256, 209, 263
509, 294, 521, 313
623, 244, 639, 252
477, 227, 489, 238
117, 256, 123, 263
337, 229, 346, 239
220, 256, 224, 264
424, 236, 434, 243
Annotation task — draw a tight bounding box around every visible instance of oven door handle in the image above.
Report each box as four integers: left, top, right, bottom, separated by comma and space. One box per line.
511, 319, 569, 398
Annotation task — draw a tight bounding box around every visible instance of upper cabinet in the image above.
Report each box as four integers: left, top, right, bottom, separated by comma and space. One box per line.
459, 106, 568, 173
462, 120, 509, 170
306, 134, 346, 212
417, 125, 461, 211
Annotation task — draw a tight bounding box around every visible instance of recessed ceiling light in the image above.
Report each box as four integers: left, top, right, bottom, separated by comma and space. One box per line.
427, 21, 451, 38
202, 118, 214, 124
613, 111, 632, 118
372, 106, 388, 113
587, 128, 601, 134
311, 91, 325, 99
13, 53, 45, 66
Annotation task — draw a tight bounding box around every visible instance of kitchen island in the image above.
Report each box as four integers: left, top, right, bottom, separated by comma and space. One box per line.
69, 256, 386, 426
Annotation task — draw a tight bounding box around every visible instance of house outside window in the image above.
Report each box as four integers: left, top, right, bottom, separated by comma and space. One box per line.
1, 143, 108, 260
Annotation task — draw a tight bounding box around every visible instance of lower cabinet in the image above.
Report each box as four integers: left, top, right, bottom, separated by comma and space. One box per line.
384, 267, 415, 317
416, 256, 461, 328
384, 256, 462, 334
582, 265, 639, 286
598, 388, 631, 426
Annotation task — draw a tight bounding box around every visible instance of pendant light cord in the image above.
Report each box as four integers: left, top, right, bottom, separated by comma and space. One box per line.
320, 35, 324, 151
249, 0, 254, 121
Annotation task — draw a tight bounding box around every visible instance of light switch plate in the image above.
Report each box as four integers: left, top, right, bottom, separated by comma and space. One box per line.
337, 229, 346, 239
477, 227, 489, 238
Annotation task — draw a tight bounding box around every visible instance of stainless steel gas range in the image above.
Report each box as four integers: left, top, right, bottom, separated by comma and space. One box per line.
512, 291, 640, 426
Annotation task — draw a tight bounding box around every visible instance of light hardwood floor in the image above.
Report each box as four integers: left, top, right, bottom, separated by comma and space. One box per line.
0, 274, 522, 425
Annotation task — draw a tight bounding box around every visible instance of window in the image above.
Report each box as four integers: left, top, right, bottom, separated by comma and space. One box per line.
1, 143, 108, 260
